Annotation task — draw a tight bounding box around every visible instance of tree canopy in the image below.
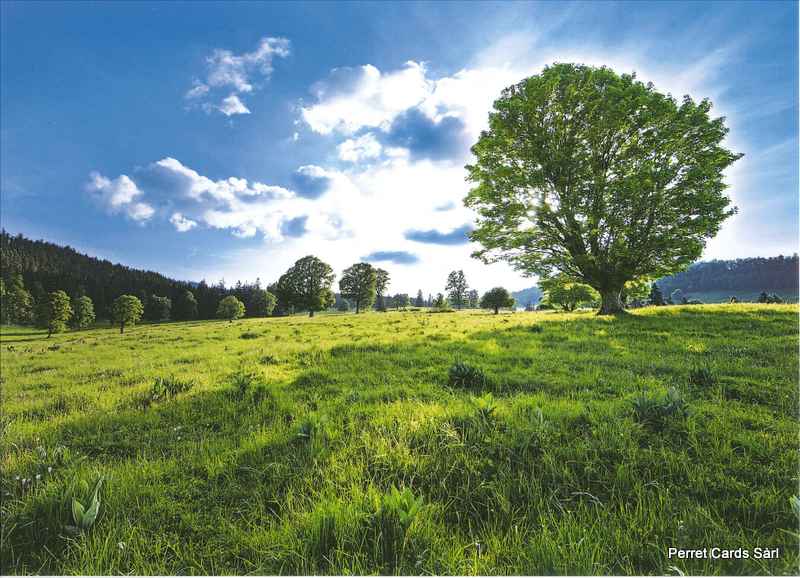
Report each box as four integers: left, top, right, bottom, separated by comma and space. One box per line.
217, 295, 246, 322
480, 287, 515, 314
276, 256, 336, 317
111, 295, 144, 333
540, 276, 599, 311
71, 295, 96, 329
445, 270, 468, 309
465, 63, 742, 314
339, 263, 377, 313
37, 290, 73, 337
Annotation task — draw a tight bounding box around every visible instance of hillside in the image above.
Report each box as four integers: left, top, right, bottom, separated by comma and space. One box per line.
1, 306, 797, 575
511, 286, 543, 307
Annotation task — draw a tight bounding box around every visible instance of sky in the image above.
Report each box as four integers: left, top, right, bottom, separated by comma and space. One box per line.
1, 1, 797, 295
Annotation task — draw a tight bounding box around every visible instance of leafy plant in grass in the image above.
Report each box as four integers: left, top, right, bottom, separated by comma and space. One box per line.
149, 376, 194, 402
631, 387, 689, 430
231, 367, 262, 398
689, 366, 715, 388
65, 477, 104, 534
448, 361, 488, 390
470, 392, 497, 425
373, 486, 424, 571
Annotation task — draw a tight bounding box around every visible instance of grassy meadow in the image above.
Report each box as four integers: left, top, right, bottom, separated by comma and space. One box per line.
0, 304, 798, 575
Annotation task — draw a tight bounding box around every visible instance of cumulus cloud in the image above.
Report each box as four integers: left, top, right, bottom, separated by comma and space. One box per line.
281, 215, 308, 238
291, 165, 333, 199
363, 250, 419, 265
170, 212, 198, 232
405, 224, 473, 245
301, 61, 431, 135
337, 133, 382, 162
186, 36, 290, 116
383, 109, 467, 161
86, 172, 154, 222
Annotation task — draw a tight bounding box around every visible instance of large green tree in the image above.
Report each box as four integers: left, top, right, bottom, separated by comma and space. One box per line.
465, 63, 742, 314
445, 270, 468, 309
145, 295, 171, 321
3, 274, 34, 325
111, 295, 144, 334
173, 290, 198, 321
339, 263, 377, 313
36, 290, 73, 337
276, 256, 336, 317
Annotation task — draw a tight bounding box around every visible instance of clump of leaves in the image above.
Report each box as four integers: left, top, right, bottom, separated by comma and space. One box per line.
448, 361, 488, 389
231, 367, 262, 398
240, 331, 260, 340
689, 367, 715, 388
529, 325, 544, 333
66, 477, 104, 534
150, 375, 194, 402
373, 486, 424, 570
470, 392, 497, 425
631, 387, 689, 429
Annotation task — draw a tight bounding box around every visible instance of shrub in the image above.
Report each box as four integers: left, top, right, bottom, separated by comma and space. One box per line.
448, 362, 488, 389
240, 331, 260, 340
689, 367, 715, 388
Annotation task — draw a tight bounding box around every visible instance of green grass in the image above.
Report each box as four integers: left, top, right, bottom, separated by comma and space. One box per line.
0, 304, 797, 575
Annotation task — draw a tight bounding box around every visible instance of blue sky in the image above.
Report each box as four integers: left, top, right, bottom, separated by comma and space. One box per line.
1, 1, 797, 294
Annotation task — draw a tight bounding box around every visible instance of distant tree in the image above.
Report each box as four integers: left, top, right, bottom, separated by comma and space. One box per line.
392, 293, 410, 310
173, 290, 198, 321
670, 289, 686, 305
71, 295, 96, 329
36, 290, 73, 337
729, 296, 738, 303
217, 295, 245, 322
649, 283, 666, 306
145, 295, 171, 321
480, 287, 515, 314
757, 291, 769, 303
540, 276, 599, 312
248, 290, 277, 317
432, 293, 448, 310
415, 290, 425, 307
339, 263, 377, 313
111, 295, 144, 334
374, 268, 390, 310
467, 289, 480, 309
3, 273, 34, 324
276, 255, 336, 317
465, 63, 742, 314
445, 270, 468, 309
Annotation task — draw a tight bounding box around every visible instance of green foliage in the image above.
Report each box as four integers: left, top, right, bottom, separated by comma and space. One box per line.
145, 294, 171, 321
470, 392, 497, 424
111, 294, 144, 333
445, 270, 468, 309
630, 387, 689, 428
432, 293, 449, 311
67, 477, 104, 534
649, 283, 666, 306
36, 290, 73, 336
448, 361, 488, 389
275, 255, 336, 317
480, 286, 515, 314
339, 262, 377, 313
373, 486, 424, 570
2, 273, 34, 324
374, 268, 390, 303
689, 366, 715, 388
149, 375, 194, 402
173, 290, 198, 321
247, 289, 277, 317
70, 295, 96, 329
217, 295, 245, 322
465, 63, 742, 315
540, 276, 599, 312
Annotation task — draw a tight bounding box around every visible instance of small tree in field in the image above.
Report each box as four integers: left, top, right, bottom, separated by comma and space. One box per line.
339, 262, 377, 313
415, 290, 425, 307
465, 63, 742, 314
248, 290, 277, 317
145, 295, 171, 321
276, 255, 336, 317
393, 293, 410, 310
37, 290, 73, 337
480, 287, 515, 314
217, 295, 245, 322
432, 293, 448, 310
445, 270, 468, 309
374, 268, 390, 311
173, 290, 198, 321
467, 289, 480, 309
3, 274, 34, 324
112, 295, 144, 334
540, 276, 599, 312
71, 296, 95, 329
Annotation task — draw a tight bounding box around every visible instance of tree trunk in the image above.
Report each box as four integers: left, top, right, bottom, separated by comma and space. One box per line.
494, 307, 499, 314
309, 310, 314, 317
120, 322, 124, 334
47, 328, 52, 338
355, 301, 360, 314
598, 289, 624, 315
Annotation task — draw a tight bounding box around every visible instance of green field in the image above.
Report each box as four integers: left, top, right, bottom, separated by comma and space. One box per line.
1, 304, 798, 575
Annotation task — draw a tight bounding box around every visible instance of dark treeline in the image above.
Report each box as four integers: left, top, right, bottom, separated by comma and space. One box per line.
657, 255, 799, 295
0, 231, 269, 320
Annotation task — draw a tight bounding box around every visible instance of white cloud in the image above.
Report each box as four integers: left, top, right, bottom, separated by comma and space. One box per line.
337, 133, 382, 162
301, 61, 431, 135
86, 172, 154, 222
186, 36, 290, 116
217, 94, 251, 116
170, 212, 198, 232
